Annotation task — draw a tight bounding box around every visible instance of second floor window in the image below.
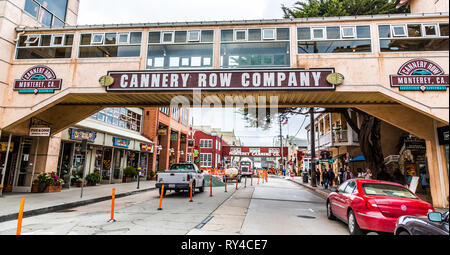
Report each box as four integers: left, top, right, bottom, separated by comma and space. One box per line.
24, 0, 68, 27
297, 25, 371, 54
79, 32, 142, 58
16, 33, 73, 59
200, 139, 212, 148
378, 23, 449, 52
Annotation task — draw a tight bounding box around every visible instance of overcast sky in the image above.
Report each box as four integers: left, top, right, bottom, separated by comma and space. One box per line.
78, 0, 308, 146
78, 0, 300, 24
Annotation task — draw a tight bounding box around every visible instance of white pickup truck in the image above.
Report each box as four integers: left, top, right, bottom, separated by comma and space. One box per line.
155, 163, 205, 196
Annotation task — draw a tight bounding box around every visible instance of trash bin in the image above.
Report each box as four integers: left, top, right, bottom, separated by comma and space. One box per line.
303, 173, 308, 183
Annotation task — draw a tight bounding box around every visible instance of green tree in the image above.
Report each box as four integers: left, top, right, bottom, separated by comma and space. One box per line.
282, 0, 409, 18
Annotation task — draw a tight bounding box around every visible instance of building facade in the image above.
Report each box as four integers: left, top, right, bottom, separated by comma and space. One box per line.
142, 107, 190, 172
189, 128, 229, 168
0, 0, 448, 208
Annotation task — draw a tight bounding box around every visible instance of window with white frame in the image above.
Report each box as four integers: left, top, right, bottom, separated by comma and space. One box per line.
378, 23, 449, 52
200, 153, 212, 167
79, 32, 142, 58
297, 25, 371, 54
220, 27, 290, 68
147, 30, 214, 69
16, 33, 73, 59
200, 139, 212, 148
187, 153, 192, 163
24, 0, 68, 27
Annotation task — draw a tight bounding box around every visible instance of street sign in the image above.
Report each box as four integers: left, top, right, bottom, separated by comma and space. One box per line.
29, 127, 51, 137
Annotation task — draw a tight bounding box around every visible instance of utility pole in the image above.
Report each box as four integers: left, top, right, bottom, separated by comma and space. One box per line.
309, 108, 317, 187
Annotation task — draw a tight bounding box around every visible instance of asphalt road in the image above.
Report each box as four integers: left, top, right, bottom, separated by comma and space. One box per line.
0, 176, 349, 235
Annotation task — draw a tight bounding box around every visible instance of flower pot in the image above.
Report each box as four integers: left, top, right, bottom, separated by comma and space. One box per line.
76, 181, 87, 187
31, 183, 40, 193
122, 177, 134, 183
44, 185, 62, 193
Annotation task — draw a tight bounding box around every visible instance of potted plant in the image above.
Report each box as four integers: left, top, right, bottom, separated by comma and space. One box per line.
86, 172, 102, 186
148, 170, 156, 181
36, 172, 64, 193
31, 179, 40, 193
123, 166, 137, 183
75, 178, 87, 187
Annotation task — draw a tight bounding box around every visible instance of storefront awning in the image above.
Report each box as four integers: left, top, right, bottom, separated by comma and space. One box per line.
76, 119, 153, 144
349, 155, 365, 162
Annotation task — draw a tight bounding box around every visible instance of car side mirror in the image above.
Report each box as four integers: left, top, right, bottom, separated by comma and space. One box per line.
428, 212, 442, 223
330, 187, 338, 192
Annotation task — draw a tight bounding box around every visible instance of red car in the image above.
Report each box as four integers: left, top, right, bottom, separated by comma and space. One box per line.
326, 179, 434, 235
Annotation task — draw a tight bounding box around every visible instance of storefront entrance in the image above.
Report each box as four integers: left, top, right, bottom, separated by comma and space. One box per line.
112, 149, 125, 183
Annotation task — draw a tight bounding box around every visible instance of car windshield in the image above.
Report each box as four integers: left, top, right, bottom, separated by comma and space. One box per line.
169, 164, 194, 171
362, 183, 417, 199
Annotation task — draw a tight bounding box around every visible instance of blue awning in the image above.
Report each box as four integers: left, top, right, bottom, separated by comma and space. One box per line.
349, 155, 365, 162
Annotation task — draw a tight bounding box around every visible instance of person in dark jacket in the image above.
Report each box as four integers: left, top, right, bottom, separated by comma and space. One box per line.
328, 168, 335, 188
322, 169, 329, 189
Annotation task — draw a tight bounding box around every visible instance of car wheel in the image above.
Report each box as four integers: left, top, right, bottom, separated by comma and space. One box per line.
326, 201, 336, 220
159, 188, 167, 196
348, 210, 364, 235
398, 230, 410, 235
199, 181, 205, 193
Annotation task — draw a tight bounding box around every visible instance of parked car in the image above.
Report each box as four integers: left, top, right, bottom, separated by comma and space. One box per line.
394, 211, 449, 235
155, 163, 204, 196
326, 179, 434, 235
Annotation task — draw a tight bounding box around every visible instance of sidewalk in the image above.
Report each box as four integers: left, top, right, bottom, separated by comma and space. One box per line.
289, 176, 332, 198
288, 176, 448, 213
0, 180, 156, 223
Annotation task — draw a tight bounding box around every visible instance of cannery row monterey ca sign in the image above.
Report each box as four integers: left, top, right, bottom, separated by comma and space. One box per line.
103, 69, 336, 91
390, 59, 449, 92
14, 66, 62, 94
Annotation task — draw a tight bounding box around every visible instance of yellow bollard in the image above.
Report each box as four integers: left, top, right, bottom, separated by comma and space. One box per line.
189, 181, 193, 202
158, 185, 165, 210
16, 198, 25, 235
108, 188, 116, 222
225, 176, 227, 193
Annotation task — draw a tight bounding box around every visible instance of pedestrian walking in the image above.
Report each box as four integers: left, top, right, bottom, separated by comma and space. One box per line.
322, 169, 329, 189
363, 168, 373, 180
343, 168, 353, 182
315, 168, 321, 186
338, 168, 344, 184
328, 168, 335, 188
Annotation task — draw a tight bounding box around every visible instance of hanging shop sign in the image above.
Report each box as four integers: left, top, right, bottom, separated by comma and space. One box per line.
0, 142, 14, 152
69, 128, 97, 143
158, 128, 167, 136
437, 126, 449, 146
14, 66, 62, 94
404, 138, 426, 151
170, 133, 178, 141
105, 69, 336, 92
140, 143, 154, 153
29, 127, 51, 137
113, 138, 130, 148
390, 59, 449, 92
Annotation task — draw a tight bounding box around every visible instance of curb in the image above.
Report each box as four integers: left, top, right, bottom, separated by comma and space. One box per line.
288, 179, 330, 198
0, 187, 157, 223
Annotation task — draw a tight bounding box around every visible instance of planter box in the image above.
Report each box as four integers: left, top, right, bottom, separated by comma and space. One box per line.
44, 185, 62, 193
76, 181, 87, 187
122, 177, 135, 183
31, 184, 40, 193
